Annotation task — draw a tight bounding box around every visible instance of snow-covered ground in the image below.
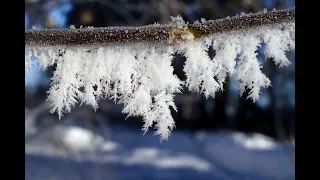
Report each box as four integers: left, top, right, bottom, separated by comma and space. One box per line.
25, 118, 294, 180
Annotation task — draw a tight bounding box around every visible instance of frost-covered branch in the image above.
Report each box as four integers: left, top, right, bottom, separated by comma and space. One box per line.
25, 8, 295, 141
25, 8, 294, 47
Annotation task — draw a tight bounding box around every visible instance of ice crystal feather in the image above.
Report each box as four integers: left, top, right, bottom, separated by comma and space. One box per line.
25, 11, 295, 140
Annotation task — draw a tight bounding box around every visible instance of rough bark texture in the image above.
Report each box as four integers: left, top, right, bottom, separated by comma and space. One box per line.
25, 8, 294, 47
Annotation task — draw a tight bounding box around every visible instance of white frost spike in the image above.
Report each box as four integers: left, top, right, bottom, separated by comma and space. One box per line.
170, 15, 186, 25
106, 46, 137, 102
25, 50, 33, 75
78, 49, 99, 110
179, 40, 223, 98
212, 34, 240, 75
128, 46, 181, 138
25, 22, 294, 140
47, 48, 84, 118
200, 18, 207, 23
150, 91, 177, 141
286, 23, 295, 51
235, 35, 271, 102
122, 85, 152, 118
34, 47, 61, 70
262, 26, 292, 67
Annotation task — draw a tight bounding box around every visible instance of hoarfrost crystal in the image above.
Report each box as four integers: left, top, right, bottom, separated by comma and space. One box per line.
25, 21, 295, 140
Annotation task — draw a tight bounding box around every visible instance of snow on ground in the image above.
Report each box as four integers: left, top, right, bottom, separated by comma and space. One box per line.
25, 121, 294, 180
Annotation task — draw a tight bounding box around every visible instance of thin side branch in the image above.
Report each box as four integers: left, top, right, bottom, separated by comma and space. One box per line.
25, 8, 294, 47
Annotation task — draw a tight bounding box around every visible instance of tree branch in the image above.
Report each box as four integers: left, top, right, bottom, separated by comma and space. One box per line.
25, 8, 294, 47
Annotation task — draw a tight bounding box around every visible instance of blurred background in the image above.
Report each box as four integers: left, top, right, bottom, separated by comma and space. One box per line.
25, 0, 295, 179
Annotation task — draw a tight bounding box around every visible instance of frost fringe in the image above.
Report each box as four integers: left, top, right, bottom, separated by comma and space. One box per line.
25, 9, 295, 141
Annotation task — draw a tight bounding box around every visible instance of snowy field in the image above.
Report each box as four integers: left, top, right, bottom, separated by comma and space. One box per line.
25, 116, 294, 180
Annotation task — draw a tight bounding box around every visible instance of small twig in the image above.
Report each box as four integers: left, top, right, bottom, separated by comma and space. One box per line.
25, 8, 294, 47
